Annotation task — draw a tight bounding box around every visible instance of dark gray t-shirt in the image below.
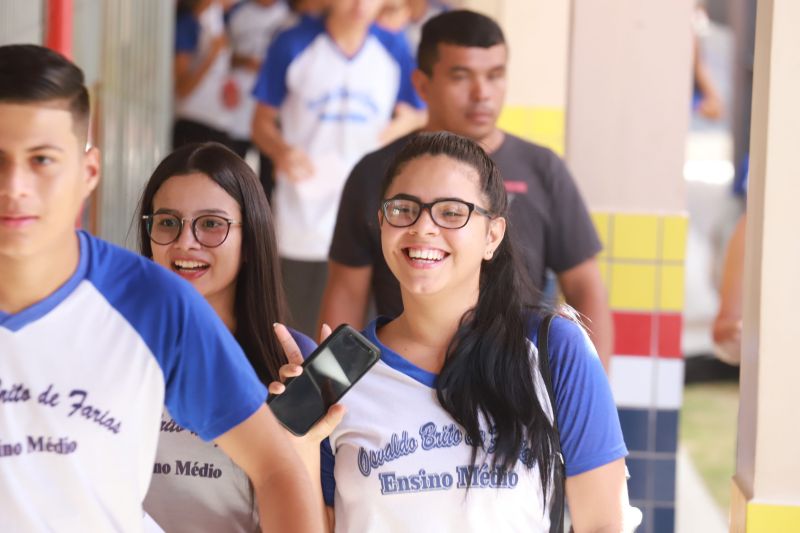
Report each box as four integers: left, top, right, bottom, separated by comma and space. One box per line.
329, 131, 602, 319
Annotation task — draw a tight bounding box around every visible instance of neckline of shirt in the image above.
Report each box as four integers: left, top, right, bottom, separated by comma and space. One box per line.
0, 231, 90, 332
366, 316, 438, 388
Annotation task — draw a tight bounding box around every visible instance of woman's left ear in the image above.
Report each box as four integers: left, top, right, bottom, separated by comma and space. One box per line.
485, 216, 506, 259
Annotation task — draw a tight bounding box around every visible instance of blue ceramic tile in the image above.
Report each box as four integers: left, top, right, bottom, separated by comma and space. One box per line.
626, 457, 648, 500
619, 408, 650, 452
653, 458, 677, 503
655, 410, 679, 453
653, 506, 675, 533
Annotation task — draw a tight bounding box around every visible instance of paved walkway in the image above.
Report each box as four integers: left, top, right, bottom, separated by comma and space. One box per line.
676, 446, 728, 533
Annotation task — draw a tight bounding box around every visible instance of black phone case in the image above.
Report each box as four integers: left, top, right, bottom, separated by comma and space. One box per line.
267, 324, 381, 436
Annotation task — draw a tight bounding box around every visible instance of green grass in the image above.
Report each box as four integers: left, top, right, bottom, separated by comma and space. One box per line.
679, 382, 740, 511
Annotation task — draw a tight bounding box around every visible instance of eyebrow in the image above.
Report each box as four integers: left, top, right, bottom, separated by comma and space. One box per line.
153, 208, 232, 216
389, 193, 475, 204
27, 144, 65, 152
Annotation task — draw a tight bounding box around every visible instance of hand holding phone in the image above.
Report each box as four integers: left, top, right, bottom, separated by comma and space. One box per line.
268, 324, 380, 436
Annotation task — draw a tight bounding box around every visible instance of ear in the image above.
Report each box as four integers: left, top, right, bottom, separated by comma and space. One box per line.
377, 208, 384, 227
81, 145, 101, 197
484, 216, 506, 260
411, 69, 430, 105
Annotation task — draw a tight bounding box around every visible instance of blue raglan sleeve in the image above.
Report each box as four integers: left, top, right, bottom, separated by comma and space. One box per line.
175, 13, 200, 54
160, 286, 268, 441
252, 33, 291, 106
92, 238, 268, 443
252, 18, 323, 107
374, 28, 424, 109
321, 438, 336, 506
545, 317, 628, 476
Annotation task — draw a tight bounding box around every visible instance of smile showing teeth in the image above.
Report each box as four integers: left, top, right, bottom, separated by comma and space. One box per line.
173, 259, 209, 271
405, 248, 446, 261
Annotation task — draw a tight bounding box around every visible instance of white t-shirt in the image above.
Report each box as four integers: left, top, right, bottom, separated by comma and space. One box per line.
253, 16, 423, 261
322, 316, 628, 532
174, 2, 233, 132
225, 0, 291, 140
0, 231, 267, 532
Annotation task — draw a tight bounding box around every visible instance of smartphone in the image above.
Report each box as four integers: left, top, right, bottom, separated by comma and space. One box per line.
267, 324, 381, 436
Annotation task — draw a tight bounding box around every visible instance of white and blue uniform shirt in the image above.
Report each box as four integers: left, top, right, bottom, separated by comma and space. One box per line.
253, 16, 423, 261
225, 0, 291, 140
144, 329, 316, 533
322, 316, 627, 532
175, 2, 232, 133
0, 232, 267, 532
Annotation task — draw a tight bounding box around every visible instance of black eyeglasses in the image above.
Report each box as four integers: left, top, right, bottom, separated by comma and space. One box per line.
381, 194, 493, 230
143, 213, 242, 248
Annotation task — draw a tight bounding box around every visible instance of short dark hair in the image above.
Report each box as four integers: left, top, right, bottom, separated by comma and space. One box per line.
0, 44, 90, 140
137, 142, 290, 385
417, 10, 506, 75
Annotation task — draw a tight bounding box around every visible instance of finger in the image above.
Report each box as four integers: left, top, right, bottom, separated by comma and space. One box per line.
278, 363, 303, 382
319, 323, 332, 344
268, 381, 286, 395
307, 404, 346, 441
273, 322, 305, 365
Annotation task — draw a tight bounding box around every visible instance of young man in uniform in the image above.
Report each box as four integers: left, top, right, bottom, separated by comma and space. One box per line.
0, 44, 324, 532
319, 10, 614, 368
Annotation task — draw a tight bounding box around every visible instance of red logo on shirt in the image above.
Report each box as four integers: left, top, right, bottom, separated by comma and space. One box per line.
504, 181, 528, 194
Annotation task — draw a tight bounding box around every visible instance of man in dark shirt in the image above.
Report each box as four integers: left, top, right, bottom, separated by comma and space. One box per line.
319, 10, 613, 368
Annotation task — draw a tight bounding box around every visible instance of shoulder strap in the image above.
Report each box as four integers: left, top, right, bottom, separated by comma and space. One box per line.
537, 314, 566, 533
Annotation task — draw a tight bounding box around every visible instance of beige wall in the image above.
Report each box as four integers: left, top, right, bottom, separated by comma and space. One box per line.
733, 0, 800, 514
565, 0, 694, 212
461, 0, 569, 108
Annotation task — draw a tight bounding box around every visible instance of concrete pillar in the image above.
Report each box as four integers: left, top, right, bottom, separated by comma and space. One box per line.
730, 0, 800, 531
567, 1, 694, 532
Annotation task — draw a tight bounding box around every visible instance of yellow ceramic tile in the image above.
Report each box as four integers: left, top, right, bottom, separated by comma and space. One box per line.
497, 106, 565, 155
591, 212, 610, 258
530, 107, 565, 156
611, 214, 659, 261
659, 264, 685, 311
747, 503, 800, 532
610, 263, 657, 311
661, 215, 688, 261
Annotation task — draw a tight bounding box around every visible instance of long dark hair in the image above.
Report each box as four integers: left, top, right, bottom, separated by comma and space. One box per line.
381, 132, 559, 496
137, 142, 289, 384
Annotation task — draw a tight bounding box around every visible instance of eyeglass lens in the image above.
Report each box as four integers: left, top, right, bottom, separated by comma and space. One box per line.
384, 198, 472, 229
148, 214, 231, 247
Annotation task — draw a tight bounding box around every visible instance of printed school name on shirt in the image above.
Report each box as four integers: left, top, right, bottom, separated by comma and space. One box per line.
1, 379, 122, 459
356, 421, 525, 495
306, 86, 379, 123
0, 379, 122, 434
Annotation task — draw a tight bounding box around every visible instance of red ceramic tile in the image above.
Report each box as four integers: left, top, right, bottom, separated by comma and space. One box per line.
657, 313, 682, 358
613, 311, 653, 356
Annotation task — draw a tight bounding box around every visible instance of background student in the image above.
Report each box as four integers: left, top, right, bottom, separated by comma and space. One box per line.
251, 0, 425, 336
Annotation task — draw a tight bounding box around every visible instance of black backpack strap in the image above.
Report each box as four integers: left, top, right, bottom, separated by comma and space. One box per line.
538, 314, 566, 533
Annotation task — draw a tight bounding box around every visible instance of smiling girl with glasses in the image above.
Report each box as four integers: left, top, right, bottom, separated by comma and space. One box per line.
270, 132, 639, 532
136, 142, 317, 532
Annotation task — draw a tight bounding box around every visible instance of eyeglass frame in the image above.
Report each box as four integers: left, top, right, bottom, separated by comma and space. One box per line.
142, 213, 243, 248
380, 194, 494, 230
